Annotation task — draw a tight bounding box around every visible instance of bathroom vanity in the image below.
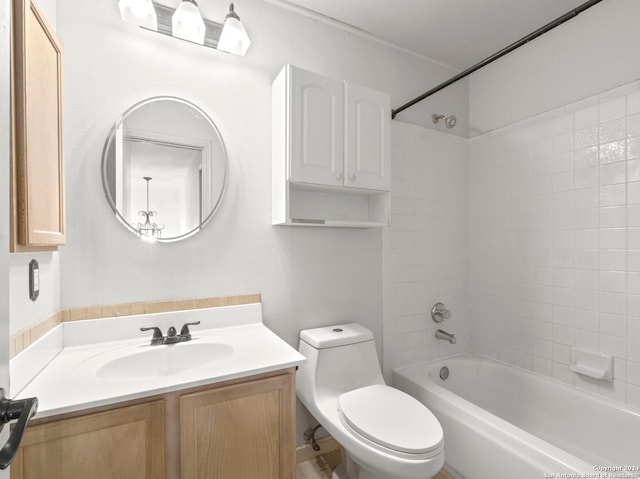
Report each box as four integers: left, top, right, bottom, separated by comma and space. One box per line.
10, 303, 304, 479
12, 369, 295, 479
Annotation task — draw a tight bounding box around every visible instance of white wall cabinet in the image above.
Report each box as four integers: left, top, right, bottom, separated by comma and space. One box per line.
272, 65, 390, 227
287, 66, 344, 188
344, 82, 390, 191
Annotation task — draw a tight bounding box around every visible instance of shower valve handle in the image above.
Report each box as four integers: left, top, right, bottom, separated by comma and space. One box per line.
431, 302, 451, 323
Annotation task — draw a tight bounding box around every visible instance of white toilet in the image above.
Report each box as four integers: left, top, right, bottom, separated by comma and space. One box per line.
297, 323, 444, 479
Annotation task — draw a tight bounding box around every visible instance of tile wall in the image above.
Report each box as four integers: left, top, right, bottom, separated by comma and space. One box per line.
470, 81, 640, 409
382, 122, 470, 379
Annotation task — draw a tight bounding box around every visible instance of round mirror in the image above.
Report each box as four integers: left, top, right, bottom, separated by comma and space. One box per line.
101, 97, 227, 242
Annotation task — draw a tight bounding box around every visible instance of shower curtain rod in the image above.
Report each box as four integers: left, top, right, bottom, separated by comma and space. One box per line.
391, 0, 604, 120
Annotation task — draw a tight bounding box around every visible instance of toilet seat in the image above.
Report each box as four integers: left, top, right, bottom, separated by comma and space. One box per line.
337, 384, 443, 456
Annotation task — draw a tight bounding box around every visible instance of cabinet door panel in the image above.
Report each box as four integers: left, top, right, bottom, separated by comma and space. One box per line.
289, 67, 344, 187
11, 401, 165, 479
12, 0, 65, 249
181, 373, 295, 479
345, 82, 391, 191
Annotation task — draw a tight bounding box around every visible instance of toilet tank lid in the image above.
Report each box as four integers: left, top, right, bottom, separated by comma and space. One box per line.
299, 323, 374, 349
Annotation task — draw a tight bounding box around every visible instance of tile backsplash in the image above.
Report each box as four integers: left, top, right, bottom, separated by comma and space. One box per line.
470, 81, 640, 409
9, 293, 261, 358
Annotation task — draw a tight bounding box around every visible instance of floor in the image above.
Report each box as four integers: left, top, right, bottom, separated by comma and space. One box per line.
296, 449, 342, 479
296, 450, 455, 479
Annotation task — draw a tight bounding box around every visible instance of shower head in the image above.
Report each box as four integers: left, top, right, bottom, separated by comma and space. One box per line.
432, 113, 457, 129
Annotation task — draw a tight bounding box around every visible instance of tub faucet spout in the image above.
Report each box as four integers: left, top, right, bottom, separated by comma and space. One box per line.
436, 329, 456, 344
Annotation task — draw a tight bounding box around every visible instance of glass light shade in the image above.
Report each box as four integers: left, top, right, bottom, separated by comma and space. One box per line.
218, 5, 251, 56
172, 0, 206, 45
119, 0, 158, 30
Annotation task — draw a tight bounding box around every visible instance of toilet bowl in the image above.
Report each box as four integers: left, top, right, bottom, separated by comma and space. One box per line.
297, 323, 444, 479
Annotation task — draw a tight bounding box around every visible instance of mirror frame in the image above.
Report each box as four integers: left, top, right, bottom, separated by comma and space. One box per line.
101, 96, 228, 242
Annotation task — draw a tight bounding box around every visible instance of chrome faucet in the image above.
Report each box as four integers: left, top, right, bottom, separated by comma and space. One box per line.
140, 321, 201, 345
435, 329, 456, 344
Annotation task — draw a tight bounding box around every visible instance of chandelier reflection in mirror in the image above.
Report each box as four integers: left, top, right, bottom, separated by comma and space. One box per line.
135, 176, 165, 240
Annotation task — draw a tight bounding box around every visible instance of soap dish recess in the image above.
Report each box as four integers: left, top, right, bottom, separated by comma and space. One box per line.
569, 348, 613, 382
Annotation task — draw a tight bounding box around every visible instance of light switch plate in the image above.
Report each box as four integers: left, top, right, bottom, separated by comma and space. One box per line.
29, 259, 39, 301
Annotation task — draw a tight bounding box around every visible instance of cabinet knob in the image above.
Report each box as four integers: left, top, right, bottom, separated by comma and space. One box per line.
348, 174, 356, 181
335, 172, 343, 180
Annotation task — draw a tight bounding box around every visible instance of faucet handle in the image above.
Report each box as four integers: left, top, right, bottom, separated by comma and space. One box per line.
431, 302, 451, 322
179, 321, 201, 341
140, 326, 164, 345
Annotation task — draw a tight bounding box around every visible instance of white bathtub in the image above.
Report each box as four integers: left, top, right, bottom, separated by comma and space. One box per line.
393, 354, 640, 479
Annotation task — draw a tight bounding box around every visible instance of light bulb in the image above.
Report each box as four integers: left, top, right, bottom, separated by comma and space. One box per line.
172, 0, 206, 45
119, 0, 158, 30
218, 3, 251, 56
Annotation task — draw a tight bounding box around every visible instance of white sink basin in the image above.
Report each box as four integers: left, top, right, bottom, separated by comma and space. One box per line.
96, 342, 234, 379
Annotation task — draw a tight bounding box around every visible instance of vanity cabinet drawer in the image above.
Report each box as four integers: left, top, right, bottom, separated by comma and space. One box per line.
11, 400, 165, 479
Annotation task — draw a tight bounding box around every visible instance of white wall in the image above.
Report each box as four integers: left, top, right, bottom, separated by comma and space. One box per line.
35, 0, 55, 27
1, 0, 12, 408
469, 0, 640, 136
1, 0, 13, 471
383, 121, 470, 380
10, 254, 60, 334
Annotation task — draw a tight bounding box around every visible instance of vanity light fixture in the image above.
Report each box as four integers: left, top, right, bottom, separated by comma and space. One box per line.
217, 3, 251, 56
172, 0, 206, 45
118, 0, 251, 56
118, 0, 158, 31
136, 177, 165, 240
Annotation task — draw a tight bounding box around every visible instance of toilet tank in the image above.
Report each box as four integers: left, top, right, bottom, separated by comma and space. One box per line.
297, 324, 385, 404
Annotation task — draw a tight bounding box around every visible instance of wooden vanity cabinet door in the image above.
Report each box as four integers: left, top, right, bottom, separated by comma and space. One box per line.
180, 371, 295, 479
11, 400, 165, 479
11, 0, 66, 251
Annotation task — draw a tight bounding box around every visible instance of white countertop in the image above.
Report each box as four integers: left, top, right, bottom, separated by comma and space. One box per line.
13, 304, 306, 419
